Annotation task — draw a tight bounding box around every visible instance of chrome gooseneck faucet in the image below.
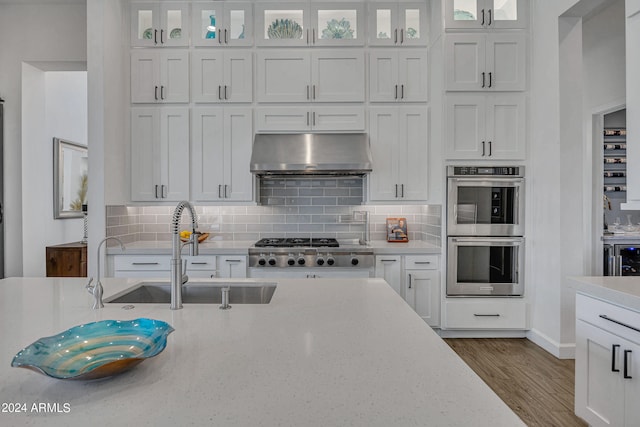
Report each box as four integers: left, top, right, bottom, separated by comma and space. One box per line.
171, 201, 199, 310
86, 237, 126, 309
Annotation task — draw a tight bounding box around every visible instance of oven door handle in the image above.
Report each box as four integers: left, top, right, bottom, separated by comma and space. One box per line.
450, 237, 524, 244
449, 177, 524, 185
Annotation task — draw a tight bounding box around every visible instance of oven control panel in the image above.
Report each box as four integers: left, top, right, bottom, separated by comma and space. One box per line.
449, 166, 523, 177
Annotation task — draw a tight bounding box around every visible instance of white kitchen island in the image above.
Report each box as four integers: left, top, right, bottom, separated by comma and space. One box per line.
0, 277, 523, 426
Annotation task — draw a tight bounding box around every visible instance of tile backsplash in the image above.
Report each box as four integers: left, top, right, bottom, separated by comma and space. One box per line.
106, 178, 441, 246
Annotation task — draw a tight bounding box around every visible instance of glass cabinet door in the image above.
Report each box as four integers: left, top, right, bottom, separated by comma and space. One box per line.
192, 2, 252, 46
445, 0, 527, 29
161, 3, 189, 47
368, 2, 426, 46
256, 3, 309, 46
131, 3, 157, 47
131, 2, 188, 47
312, 3, 364, 46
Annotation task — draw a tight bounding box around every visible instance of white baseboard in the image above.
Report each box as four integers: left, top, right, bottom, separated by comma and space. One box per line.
439, 329, 527, 338
527, 328, 575, 359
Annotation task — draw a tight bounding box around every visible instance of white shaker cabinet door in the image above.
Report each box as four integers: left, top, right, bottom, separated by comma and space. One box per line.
368, 108, 400, 201
256, 51, 311, 102
223, 108, 253, 201
192, 51, 253, 103
405, 269, 440, 327
445, 95, 486, 159
398, 107, 428, 200
398, 50, 428, 102
375, 256, 403, 296
159, 107, 190, 200
311, 50, 365, 102
486, 34, 526, 91
445, 34, 485, 91
131, 108, 161, 201
486, 94, 526, 159
191, 107, 225, 200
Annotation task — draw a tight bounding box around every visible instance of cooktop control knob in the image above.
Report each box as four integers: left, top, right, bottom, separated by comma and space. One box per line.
297, 254, 306, 265
287, 254, 296, 266
258, 257, 267, 266
351, 257, 359, 266
268, 256, 277, 266
316, 256, 325, 266
326, 256, 335, 266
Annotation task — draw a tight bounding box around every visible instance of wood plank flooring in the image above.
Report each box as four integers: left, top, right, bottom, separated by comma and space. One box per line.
444, 338, 588, 427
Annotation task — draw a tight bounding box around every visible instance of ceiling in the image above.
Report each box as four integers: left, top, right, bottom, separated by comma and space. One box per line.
0, 0, 86, 3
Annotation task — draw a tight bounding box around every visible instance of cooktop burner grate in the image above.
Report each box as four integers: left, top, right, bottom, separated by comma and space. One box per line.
254, 237, 340, 248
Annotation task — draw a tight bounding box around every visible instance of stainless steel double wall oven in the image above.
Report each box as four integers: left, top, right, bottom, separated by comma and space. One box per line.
447, 166, 525, 296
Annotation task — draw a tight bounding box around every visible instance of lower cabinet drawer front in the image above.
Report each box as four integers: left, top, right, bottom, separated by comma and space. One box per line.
114, 256, 170, 271
183, 256, 217, 271
404, 255, 439, 270
445, 300, 528, 329
576, 293, 640, 344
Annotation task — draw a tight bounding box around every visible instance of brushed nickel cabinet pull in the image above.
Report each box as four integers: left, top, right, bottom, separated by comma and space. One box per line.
414, 261, 431, 265
132, 262, 159, 265
474, 314, 500, 317
312, 111, 316, 126
161, 185, 167, 198
401, 184, 404, 197
224, 184, 229, 198
380, 259, 397, 262
395, 184, 398, 197
307, 111, 310, 126
190, 262, 208, 265
225, 259, 242, 263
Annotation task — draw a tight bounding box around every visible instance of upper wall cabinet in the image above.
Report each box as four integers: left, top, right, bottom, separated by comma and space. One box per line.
191, 51, 253, 103
191, 2, 253, 47
444, 0, 528, 30
131, 50, 190, 103
256, 50, 365, 103
444, 33, 526, 91
131, 2, 190, 47
255, 2, 365, 46
368, 2, 428, 47
369, 49, 428, 102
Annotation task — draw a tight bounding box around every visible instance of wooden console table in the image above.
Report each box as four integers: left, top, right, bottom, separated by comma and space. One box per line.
46, 242, 87, 277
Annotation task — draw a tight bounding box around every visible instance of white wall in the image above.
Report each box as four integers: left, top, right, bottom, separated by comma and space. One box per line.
0, 3, 86, 277
527, 0, 626, 357
21, 70, 87, 276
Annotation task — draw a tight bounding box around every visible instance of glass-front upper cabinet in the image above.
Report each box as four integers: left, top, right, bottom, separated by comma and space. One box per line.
444, 0, 528, 29
131, 2, 190, 47
255, 2, 310, 46
192, 2, 253, 47
311, 3, 365, 46
256, 2, 364, 46
368, 2, 427, 47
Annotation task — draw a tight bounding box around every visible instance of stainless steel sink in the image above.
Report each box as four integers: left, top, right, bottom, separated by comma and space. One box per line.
105, 282, 277, 304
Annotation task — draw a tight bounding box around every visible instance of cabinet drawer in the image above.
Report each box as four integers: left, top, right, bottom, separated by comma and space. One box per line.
404, 255, 438, 270
183, 256, 217, 271
114, 255, 170, 271
576, 293, 640, 344
444, 300, 528, 329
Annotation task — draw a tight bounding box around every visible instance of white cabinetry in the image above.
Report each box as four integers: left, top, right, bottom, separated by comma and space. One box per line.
191, 107, 253, 202
256, 50, 365, 103
131, 50, 189, 103
255, 2, 365, 47
131, 107, 190, 201
111, 255, 217, 278
191, 51, 253, 103
575, 293, 640, 427
375, 256, 402, 296
444, 34, 526, 92
131, 2, 190, 47
368, 2, 428, 46
191, 1, 253, 47
255, 106, 365, 132
218, 255, 247, 278
369, 107, 428, 201
375, 254, 440, 327
445, 93, 526, 160
623, 1, 640, 208
369, 50, 428, 102
443, 299, 528, 329
444, 0, 528, 30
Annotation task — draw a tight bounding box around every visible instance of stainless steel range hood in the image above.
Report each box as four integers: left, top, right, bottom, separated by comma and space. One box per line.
250, 133, 372, 177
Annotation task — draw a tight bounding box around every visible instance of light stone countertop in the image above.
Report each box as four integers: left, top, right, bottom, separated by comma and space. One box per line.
106, 239, 442, 255
0, 277, 521, 426
570, 276, 640, 311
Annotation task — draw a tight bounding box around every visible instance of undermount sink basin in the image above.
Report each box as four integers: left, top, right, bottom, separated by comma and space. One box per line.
105, 281, 277, 304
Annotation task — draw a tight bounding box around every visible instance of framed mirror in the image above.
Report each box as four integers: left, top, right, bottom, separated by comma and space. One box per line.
53, 138, 88, 219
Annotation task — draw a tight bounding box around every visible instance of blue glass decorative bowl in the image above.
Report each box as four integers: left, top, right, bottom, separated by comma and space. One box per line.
11, 318, 174, 380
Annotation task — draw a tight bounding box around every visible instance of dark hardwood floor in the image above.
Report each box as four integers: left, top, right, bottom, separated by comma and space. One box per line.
444, 338, 588, 427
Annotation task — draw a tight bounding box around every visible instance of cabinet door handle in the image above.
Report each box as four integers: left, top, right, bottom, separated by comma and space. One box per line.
313, 85, 316, 100
307, 111, 310, 126
624, 350, 632, 379
161, 85, 165, 100
489, 72, 493, 88
306, 85, 310, 100
482, 72, 486, 88
599, 314, 640, 333
481, 9, 485, 26
161, 185, 167, 198
313, 28, 316, 44
401, 184, 404, 197
155, 184, 160, 198
488, 9, 492, 26
132, 262, 160, 265
408, 273, 412, 288
218, 29, 222, 44
612, 344, 621, 372
401, 84, 404, 99
394, 28, 398, 44
218, 85, 222, 100
474, 314, 500, 317
312, 111, 316, 126
395, 84, 398, 99
395, 184, 398, 198
154, 29, 158, 44
224, 85, 228, 100
218, 184, 222, 198
400, 28, 404, 44
224, 184, 229, 198
154, 86, 158, 100
306, 28, 310, 44
482, 141, 486, 156
224, 29, 228, 44
488, 141, 492, 156
380, 259, 397, 262
225, 259, 242, 263
414, 261, 431, 265
190, 262, 208, 265
160, 29, 164, 44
